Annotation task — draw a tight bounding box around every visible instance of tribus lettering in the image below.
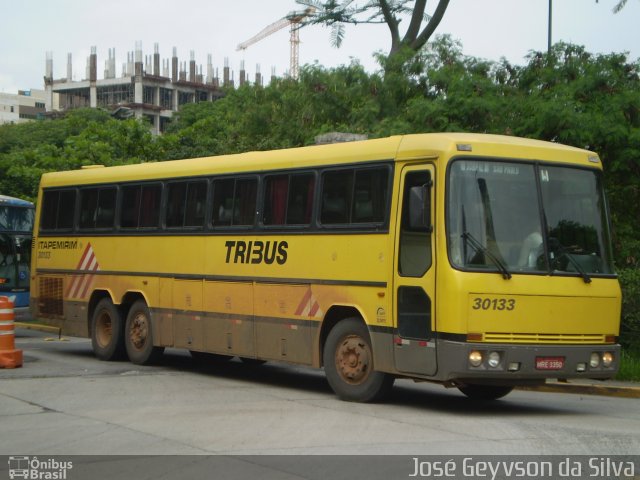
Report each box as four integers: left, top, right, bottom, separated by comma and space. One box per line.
224, 240, 288, 265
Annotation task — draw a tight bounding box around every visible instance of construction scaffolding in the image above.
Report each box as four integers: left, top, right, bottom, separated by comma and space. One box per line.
44, 43, 228, 134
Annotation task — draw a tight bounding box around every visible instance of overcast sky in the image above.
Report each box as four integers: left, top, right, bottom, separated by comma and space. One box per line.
1, 0, 638, 93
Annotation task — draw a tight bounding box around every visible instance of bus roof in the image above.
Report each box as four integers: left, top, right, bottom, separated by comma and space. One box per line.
39, 133, 600, 188
0, 195, 34, 208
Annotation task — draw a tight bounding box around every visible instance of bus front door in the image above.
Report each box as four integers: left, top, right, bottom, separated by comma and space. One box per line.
393, 165, 437, 376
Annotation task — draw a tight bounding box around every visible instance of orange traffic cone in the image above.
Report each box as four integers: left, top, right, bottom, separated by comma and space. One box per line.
0, 296, 23, 368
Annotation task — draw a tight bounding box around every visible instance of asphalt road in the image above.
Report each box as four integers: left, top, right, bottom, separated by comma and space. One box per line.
2, 329, 639, 460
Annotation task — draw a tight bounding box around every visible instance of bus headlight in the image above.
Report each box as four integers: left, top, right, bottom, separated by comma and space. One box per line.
602, 352, 614, 368
469, 350, 483, 367
487, 351, 501, 368
589, 352, 601, 368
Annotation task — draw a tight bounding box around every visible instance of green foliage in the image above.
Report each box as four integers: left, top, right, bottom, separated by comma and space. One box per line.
618, 269, 640, 349
1, 40, 639, 348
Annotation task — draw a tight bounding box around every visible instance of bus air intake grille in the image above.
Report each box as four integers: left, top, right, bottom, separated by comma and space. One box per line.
482, 333, 607, 344
39, 277, 64, 316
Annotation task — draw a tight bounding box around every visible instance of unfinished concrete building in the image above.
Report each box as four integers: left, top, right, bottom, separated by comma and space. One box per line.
44, 44, 229, 134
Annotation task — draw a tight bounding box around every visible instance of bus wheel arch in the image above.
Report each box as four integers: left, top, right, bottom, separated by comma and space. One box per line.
321, 313, 395, 402
318, 305, 362, 366
89, 292, 125, 361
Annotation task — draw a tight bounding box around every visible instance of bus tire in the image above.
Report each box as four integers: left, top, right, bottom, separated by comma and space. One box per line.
323, 317, 394, 402
91, 298, 125, 361
124, 300, 164, 365
458, 384, 514, 400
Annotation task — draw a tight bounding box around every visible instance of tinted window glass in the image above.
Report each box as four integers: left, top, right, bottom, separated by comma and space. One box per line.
212, 178, 257, 228
57, 190, 76, 229
41, 189, 76, 230
321, 170, 353, 224
166, 182, 187, 228
321, 167, 388, 225
184, 181, 207, 227
212, 179, 235, 227
96, 189, 116, 229
263, 173, 314, 226
353, 168, 388, 223
41, 191, 60, 230
79, 189, 98, 229
233, 178, 257, 226
79, 187, 116, 230
121, 184, 161, 229
287, 174, 314, 225
167, 181, 207, 228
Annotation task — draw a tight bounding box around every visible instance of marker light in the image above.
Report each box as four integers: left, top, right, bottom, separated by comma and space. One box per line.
602, 352, 614, 368
469, 351, 483, 367
589, 352, 601, 369
576, 363, 587, 372
508, 362, 520, 372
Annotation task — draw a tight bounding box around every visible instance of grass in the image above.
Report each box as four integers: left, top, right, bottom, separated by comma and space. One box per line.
615, 347, 640, 382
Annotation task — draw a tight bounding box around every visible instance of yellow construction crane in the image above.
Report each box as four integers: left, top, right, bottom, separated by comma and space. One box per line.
236, 7, 315, 80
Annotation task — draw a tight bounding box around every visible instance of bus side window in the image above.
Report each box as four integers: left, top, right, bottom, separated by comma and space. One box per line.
79, 187, 116, 230
212, 178, 257, 228
352, 168, 388, 223
320, 167, 389, 226
166, 182, 187, 228
321, 170, 353, 224
95, 188, 116, 229
166, 181, 207, 229
233, 178, 257, 226
263, 173, 314, 226
264, 175, 288, 225
121, 184, 161, 229
184, 181, 207, 227
79, 189, 99, 229
287, 173, 314, 225
212, 179, 234, 227
41, 189, 76, 231
121, 185, 141, 228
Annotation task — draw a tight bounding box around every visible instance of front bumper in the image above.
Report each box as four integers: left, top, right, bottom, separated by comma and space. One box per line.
436, 340, 620, 384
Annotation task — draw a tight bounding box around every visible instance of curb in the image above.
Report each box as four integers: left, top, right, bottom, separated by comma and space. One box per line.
518, 381, 640, 399
15, 322, 62, 337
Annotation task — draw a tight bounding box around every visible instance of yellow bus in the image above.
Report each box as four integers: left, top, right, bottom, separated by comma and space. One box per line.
30, 133, 621, 402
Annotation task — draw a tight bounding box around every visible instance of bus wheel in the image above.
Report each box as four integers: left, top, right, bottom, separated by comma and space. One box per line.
124, 300, 164, 365
323, 318, 394, 402
91, 298, 125, 361
458, 384, 514, 400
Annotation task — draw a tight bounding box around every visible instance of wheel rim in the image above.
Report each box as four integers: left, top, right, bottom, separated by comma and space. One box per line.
334, 334, 371, 385
95, 311, 112, 348
129, 311, 149, 351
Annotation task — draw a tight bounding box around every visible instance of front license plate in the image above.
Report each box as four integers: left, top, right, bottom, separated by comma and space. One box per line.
535, 356, 565, 370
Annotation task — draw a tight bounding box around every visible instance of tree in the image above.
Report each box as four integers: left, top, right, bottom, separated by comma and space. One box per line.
297, 0, 450, 72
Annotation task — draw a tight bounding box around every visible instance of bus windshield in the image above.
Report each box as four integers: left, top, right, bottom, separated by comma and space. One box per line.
0, 205, 34, 232
0, 233, 31, 291
447, 159, 614, 277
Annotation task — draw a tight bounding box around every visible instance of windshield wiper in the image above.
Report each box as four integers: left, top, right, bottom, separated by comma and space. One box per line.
552, 243, 592, 284
461, 232, 512, 280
